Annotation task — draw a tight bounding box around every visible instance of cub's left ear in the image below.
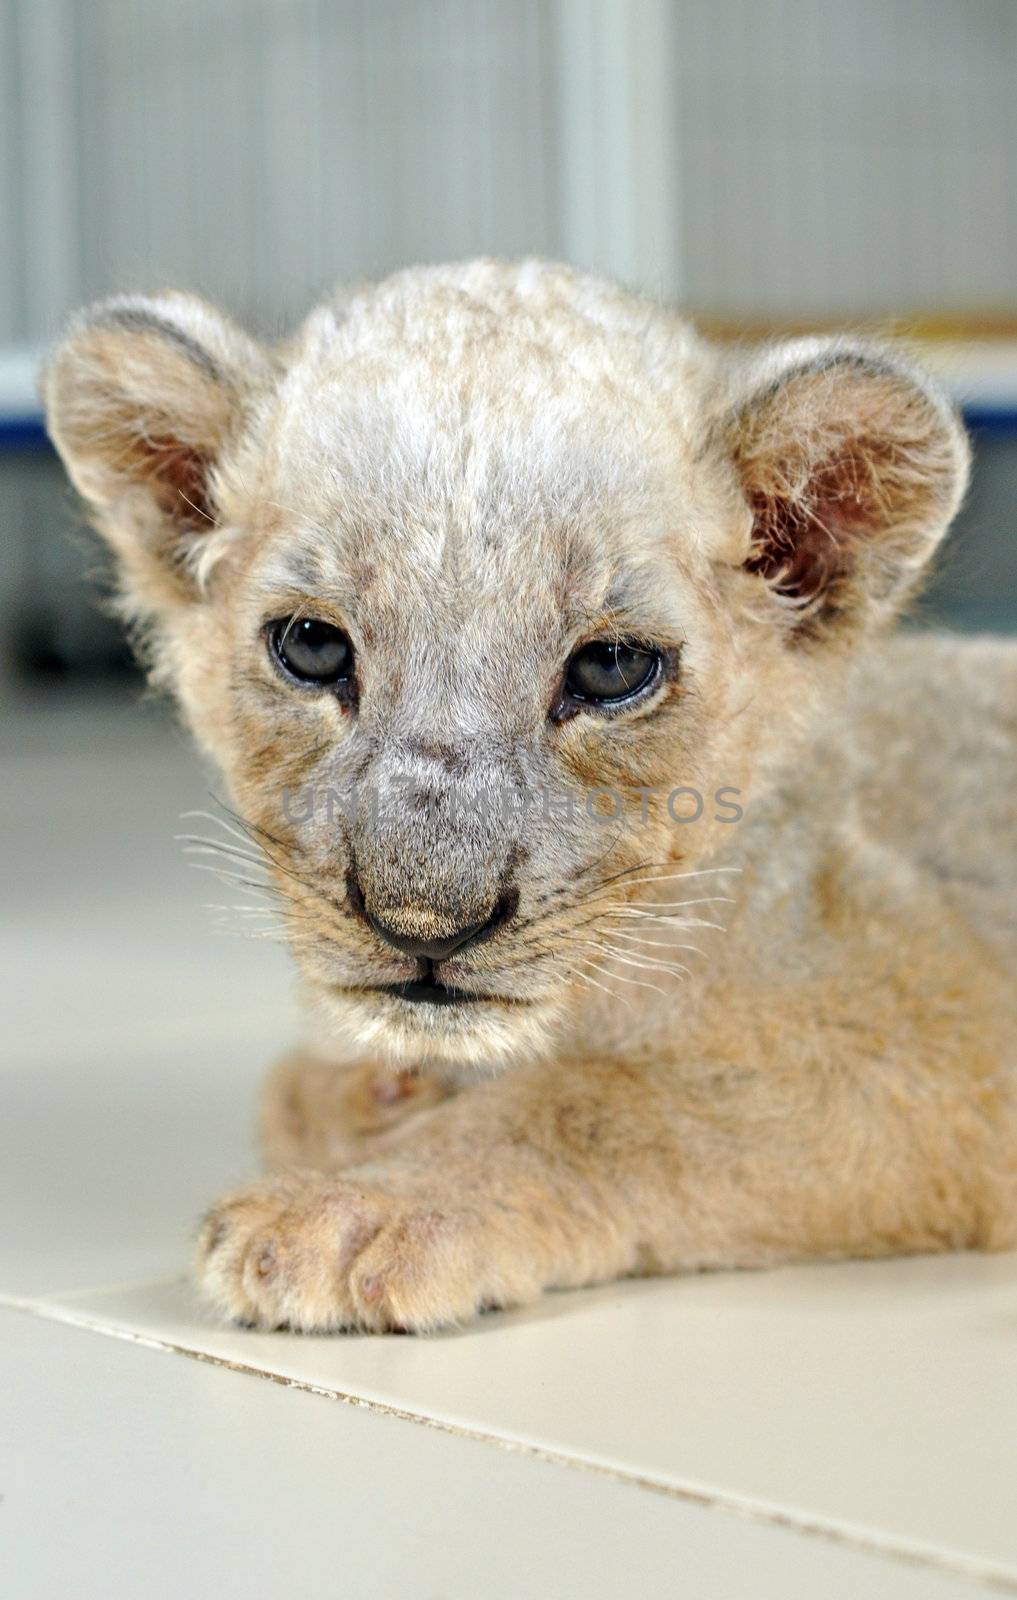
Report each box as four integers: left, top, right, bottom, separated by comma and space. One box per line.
717, 340, 970, 639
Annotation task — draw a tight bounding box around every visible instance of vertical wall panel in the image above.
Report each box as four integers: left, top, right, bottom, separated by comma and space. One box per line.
673, 0, 1017, 318
553, 0, 681, 294
0, 2, 24, 340
11, 0, 82, 340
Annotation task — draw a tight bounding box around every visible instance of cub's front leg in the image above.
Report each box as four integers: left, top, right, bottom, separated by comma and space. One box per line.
198, 1057, 686, 1332
198, 1047, 1015, 1333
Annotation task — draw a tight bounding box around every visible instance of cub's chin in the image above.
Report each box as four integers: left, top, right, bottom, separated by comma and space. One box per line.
311, 980, 560, 1073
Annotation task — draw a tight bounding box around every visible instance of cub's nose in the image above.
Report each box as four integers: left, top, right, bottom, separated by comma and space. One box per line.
359, 887, 519, 963
366, 915, 485, 962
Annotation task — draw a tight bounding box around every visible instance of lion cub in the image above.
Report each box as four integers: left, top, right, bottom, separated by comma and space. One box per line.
45, 260, 1017, 1332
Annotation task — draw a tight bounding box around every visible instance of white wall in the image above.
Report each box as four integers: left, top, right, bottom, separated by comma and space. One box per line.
673, 0, 1017, 319
0, 0, 567, 341
0, 0, 1015, 342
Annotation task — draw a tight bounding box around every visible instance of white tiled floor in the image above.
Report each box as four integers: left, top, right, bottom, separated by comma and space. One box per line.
3, 695, 1016, 1598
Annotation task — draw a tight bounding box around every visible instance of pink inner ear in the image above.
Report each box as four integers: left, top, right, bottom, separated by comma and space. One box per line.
744, 445, 875, 611
134, 434, 215, 528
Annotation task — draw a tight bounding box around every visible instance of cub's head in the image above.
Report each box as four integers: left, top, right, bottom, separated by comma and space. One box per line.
44, 260, 968, 1067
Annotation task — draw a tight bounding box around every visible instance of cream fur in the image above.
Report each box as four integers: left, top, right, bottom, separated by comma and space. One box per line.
44, 259, 1016, 1332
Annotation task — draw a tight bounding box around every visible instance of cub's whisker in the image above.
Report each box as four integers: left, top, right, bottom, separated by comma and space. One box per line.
586, 940, 692, 981
180, 839, 274, 873
578, 952, 668, 999
187, 863, 283, 899
603, 928, 707, 956
610, 910, 728, 931
570, 959, 636, 1009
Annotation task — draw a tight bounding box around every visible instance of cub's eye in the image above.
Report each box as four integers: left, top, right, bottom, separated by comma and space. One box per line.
269, 617, 353, 686
563, 639, 662, 707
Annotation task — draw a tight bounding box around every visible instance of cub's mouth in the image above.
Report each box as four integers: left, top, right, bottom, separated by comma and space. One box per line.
338, 961, 532, 1010
381, 970, 491, 1007
324, 957, 552, 1067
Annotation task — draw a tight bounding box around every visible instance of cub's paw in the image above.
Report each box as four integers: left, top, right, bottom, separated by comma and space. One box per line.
196, 1169, 518, 1333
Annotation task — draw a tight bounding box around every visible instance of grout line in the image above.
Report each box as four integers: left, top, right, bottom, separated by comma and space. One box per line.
3, 1290, 1016, 1596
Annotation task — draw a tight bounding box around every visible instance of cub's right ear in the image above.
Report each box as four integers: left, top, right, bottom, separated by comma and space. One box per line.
42, 293, 273, 602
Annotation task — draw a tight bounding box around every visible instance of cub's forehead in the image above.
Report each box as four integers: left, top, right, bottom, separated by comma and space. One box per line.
253, 270, 705, 522
232, 280, 716, 640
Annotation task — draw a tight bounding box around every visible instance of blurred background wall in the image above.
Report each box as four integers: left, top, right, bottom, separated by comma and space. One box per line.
1, 0, 1016, 692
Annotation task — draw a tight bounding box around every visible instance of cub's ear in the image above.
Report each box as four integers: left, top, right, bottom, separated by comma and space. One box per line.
717, 339, 969, 639
42, 293, 273, 601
